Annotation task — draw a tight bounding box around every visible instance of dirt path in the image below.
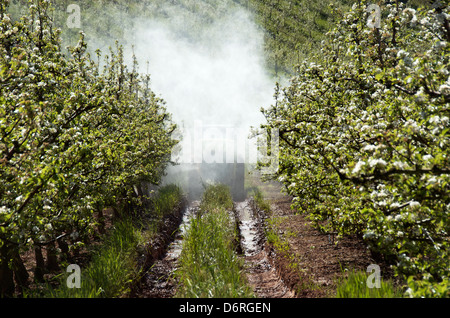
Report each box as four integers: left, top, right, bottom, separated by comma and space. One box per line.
235, 200, 295, 298
133, 197, 300, 298
265, 195, 399, 297
132, 201, 199, 298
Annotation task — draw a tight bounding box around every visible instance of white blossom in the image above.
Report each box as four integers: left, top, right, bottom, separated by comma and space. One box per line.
427, 176, 438, 186
352, 160, 365, 174
70, 231, 79, 240
438, 84, 450, 94
409, 201, 421, 210
368, 158, 387, 168
435, 41, 447, 50
429, 115, 441, 124
393, 161, 407, 169
362, 144, 377, 152
404, 119, 420, 133
363, 231, 376, 240
423, 154, 433, 161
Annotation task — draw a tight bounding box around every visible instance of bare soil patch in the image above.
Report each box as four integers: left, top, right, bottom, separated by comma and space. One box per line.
267, 195, 396, 297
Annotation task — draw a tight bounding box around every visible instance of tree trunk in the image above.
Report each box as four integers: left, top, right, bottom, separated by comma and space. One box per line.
57, 237, 70, 262
0, 245, 15, 297
97, 208, 106, 235
46, 241, 59, 271
34, 245, 45, 282
13, 251, 29, 295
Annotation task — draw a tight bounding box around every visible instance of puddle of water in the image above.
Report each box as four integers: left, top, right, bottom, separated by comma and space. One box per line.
235, 201, 261, 256
235, 199, 295, 298
164, 201, 199, 262
139, 201, 200, 297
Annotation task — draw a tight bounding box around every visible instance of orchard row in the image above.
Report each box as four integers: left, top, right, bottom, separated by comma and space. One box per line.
258, 1, 449, 297
0, 0, 177, 295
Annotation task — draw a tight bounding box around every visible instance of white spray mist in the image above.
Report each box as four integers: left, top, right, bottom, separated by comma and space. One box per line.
101, 1, 276, 198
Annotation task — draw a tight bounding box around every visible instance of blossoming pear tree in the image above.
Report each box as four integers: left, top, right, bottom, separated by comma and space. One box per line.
0, 0, 177, 295
259, 1, 449, 297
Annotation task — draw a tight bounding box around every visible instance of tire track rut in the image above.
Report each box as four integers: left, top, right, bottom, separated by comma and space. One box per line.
134, 199, 294, 298
132, 201, 199, 298
235, 200, 295, 298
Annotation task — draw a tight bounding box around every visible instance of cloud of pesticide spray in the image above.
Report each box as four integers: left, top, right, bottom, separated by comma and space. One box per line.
121, 2, 276, 167
56, 0, 279, 196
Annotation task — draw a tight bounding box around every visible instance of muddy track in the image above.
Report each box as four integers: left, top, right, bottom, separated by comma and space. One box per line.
234, 199, 295, 298
133, 199, 294, 298
131, 200, 197, 298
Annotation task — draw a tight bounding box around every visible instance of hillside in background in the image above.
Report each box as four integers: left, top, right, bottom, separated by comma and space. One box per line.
239, 0, 431, 75
5, 0, 354, 77
8, 0, 433, 77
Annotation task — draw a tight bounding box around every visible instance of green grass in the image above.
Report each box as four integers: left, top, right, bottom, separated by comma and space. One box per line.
248, 187, 271, 214
42, 217, 143, 298
175, 184, 254, 298
335, 269, 403, 298
32, 184, 183, 298
152, 184, 184, 218
198, 183, 234, 213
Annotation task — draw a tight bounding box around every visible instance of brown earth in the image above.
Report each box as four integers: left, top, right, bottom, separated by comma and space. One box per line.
13, 178, 397, 299
244, 245, 295, 298
235, 199, 295, 298
261, 188, 397, 298
132, 184, 398, 299
129, 200, 188, 298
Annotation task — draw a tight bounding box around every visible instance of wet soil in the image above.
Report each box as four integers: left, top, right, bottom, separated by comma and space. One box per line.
234, 199, 295, 298
133, 198, 297, 299
131, 201, 198, 298
132, 184, 395, 299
